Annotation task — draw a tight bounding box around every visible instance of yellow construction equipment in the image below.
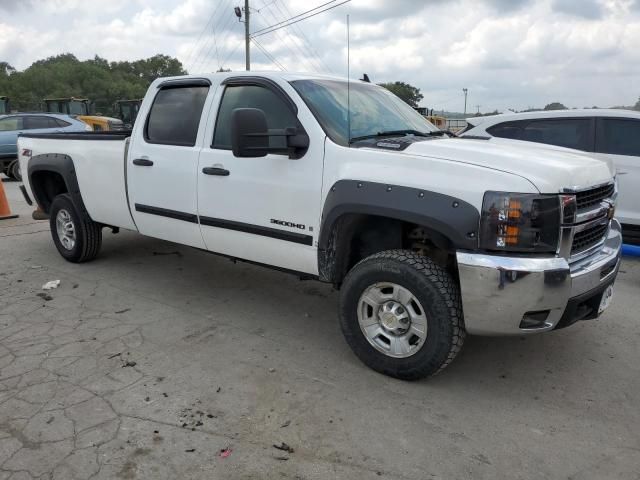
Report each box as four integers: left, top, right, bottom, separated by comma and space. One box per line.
44, 97, 123, 131
414, 107, 448, 130
115, 99, 142, 129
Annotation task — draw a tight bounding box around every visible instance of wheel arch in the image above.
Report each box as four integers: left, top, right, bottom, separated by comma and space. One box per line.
317, 180, 480, 284
28, 153, 88, 215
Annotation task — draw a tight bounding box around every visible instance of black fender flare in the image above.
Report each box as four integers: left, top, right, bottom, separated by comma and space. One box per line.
27, 153, 88, 215
317, 180, 480, 282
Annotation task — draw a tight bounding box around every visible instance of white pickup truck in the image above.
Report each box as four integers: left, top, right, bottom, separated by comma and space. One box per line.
18, 72, 622, 379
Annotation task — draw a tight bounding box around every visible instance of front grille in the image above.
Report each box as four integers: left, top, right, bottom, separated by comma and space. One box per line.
571, 222, 608, 254
575, 184, 614, 211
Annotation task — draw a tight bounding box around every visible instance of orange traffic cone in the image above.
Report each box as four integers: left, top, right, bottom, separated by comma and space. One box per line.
0, 180, 18, 220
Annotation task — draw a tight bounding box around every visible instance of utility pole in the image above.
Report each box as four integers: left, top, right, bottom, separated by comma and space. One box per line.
462, 88, 468, 116
476, 105, 481, 115
244, 0, 250, 71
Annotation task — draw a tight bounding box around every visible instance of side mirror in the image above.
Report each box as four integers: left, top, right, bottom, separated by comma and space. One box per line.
231, 108, 269, 158
230, 108, 310, 159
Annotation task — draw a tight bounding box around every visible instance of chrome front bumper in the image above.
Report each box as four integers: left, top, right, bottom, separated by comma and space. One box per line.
456, 219, 622, 335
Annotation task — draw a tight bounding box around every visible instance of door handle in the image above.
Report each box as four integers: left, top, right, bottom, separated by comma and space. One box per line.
617, 170, 628, 175
132, 158, 154, 166
202, 166, 230, 176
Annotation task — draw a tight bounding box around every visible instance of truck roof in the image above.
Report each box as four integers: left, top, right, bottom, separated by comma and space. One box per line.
467, 108, 640, 125
155, 71, 357, 86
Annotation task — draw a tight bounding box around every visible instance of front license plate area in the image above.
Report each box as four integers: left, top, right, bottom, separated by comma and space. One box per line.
598, 285, 614, 315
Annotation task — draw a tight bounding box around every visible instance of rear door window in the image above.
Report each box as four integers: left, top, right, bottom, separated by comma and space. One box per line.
145, 85, 209, 146
596, 118, 640, 157
520, 118, 591, 151
488, 118, 592, 151
487, 121, 526, 140
0, 116, 22, 131
23, 116, 57, 130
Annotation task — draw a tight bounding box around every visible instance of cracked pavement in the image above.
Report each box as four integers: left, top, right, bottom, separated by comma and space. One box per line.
1, 179, 639, 479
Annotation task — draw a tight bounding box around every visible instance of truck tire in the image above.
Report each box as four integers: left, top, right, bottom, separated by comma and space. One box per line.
339, 250, 465, 380
49, 193, 102, 263
8, 159, 21, 181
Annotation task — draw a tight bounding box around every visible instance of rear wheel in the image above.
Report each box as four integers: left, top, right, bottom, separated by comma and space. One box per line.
8, 159, 21, 181
339, 250, 465, 380
49, 194, 102, 263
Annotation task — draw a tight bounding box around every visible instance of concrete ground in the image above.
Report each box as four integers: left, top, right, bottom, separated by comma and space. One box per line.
0, 178, 639, 480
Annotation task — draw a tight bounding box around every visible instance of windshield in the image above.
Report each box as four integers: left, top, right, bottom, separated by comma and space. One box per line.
69, 101, 88, 116
291, 79, 438, 146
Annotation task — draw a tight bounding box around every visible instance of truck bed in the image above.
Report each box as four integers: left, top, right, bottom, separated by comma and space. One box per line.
18, 132, 137, 231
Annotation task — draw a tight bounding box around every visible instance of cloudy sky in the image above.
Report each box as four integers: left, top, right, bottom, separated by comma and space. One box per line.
1, 0, 639, 112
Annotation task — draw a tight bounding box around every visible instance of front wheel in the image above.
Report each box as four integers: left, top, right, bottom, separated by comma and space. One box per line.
339, 250, 465, 380
49, 194, 102, 263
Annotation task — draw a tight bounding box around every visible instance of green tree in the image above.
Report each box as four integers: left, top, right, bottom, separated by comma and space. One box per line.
0, 53, 186, 115
544, 102, 568, 111
0, 61, 15, 76
378, 81, 424, 108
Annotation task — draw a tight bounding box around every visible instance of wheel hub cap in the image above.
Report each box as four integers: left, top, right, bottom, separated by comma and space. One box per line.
379, 301, 410, 334
55, 209, 76, 251
357, 282, 428, 358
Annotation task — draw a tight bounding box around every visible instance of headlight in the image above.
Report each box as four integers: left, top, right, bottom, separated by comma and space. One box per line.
479, 192, 561, 253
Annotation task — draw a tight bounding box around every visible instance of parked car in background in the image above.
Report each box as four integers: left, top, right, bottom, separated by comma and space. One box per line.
0, 113, 91, 180
461, 109, 640, 244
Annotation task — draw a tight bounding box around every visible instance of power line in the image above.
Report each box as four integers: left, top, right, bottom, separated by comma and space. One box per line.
220, 39, 245, 69
185, 0, 230, 71
429, 92, 464, 108
259, 2, 321, 72
197, 19, 222, 72
251, 38, 286, 70
251, 0, 351, 39
189, 1, 233, 71
253, 5, 321, 73
184, 12, 218, 69
251, 0, 337, 35
271, 0, 333, 73
194, 6, 237, 72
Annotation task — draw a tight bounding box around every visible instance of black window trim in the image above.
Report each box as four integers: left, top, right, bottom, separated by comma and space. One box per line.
158, 77, 212, 89
595, 116, 640, 156
488, 116, 596, 152
144, 81, 211, 147
211, 76, 303, 151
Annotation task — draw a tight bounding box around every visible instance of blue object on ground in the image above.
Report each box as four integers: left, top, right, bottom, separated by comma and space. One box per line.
622, 244, 640, 257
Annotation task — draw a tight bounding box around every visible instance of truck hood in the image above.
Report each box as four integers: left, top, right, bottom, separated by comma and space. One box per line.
399, 137, 614, 193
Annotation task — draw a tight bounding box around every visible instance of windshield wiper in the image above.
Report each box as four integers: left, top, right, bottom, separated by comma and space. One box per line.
349, 129, 432, 144
426, 130, 458, 137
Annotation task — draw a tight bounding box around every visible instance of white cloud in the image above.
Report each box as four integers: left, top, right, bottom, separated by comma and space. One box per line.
0, 0, 639, 111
